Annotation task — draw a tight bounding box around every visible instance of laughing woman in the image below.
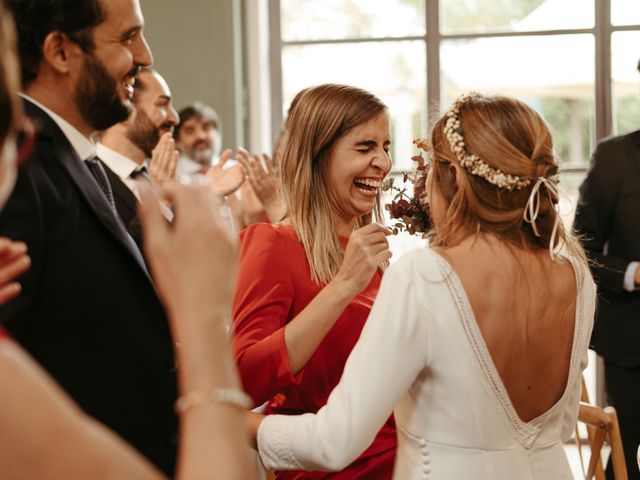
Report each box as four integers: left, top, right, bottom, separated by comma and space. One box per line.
232, 84, 397, 479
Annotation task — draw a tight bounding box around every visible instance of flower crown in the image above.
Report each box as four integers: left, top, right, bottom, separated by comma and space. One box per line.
444, 92, 535, 191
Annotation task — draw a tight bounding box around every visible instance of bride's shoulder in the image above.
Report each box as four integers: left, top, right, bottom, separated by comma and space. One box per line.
385, 245, 448, 283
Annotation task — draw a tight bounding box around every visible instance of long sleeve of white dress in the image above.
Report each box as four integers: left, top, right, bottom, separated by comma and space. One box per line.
257, 253, 428, 471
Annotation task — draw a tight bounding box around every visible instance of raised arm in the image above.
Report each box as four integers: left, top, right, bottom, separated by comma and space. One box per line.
139, 183, 255, 480
256, 253, 428, 471
232, 223, 391, 405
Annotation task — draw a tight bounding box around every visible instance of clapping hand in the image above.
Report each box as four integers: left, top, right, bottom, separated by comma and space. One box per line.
239, 181, 266, 226
149, 133, 180, 183
205, 149, 245, 196
0, 238, 30, 305
236, 148, 285, 223
138, 182, 238, 324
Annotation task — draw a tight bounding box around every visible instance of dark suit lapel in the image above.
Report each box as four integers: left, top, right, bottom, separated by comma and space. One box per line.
24, 100, 151, 280
102, 163, 138, 221
102, 163, 144, 251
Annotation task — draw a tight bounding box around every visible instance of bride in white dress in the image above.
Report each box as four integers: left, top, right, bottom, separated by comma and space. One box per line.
252, 93, 596, 479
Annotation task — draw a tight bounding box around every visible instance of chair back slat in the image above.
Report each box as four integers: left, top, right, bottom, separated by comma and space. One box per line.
576, 377, 628, 480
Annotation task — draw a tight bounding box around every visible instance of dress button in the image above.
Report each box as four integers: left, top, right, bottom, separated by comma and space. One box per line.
419, 439, 427, 447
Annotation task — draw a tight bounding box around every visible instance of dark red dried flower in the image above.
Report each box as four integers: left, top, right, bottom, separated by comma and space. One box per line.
383, 139, 432, 237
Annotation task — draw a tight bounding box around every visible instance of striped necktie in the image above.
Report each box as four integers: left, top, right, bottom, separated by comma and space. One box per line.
85, 156, 116, 211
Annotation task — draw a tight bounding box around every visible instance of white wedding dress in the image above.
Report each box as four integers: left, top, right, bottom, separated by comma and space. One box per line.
258, 247, 595, 479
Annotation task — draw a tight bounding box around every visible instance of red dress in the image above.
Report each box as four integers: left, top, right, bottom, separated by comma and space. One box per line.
232, 223, 396, 480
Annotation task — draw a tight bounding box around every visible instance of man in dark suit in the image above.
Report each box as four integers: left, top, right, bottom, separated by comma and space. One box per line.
98, 68, 179, 248
573, 60, 640, 480
0, 0, 178, 475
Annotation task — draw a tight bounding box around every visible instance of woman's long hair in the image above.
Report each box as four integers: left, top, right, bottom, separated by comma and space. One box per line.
279, 84, 387, 284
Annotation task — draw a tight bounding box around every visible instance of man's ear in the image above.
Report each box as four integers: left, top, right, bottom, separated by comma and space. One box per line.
41, 32, 83, 75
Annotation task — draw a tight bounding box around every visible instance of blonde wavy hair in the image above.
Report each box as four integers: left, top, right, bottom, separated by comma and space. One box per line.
428, 94, 587, 265
279, 84, 387, 284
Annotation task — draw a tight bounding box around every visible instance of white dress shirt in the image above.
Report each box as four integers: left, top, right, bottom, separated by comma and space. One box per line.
21, 94, 96, 161
96, 143, 147, 201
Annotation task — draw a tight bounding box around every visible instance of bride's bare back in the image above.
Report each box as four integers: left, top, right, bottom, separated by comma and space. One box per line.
440, 235, 577, 423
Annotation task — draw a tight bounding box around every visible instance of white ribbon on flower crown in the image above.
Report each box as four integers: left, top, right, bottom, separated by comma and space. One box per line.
523, 176, 563, 259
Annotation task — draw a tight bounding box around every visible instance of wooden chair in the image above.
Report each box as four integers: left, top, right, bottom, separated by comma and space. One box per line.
575, 380, 628, 479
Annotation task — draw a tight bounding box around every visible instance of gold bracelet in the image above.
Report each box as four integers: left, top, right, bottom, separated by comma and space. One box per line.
175, 387, 252, 413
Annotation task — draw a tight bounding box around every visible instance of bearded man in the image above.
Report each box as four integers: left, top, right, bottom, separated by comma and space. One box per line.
0, 0, 179, 475
174, 102, 222, 176
98, 68, 179, 248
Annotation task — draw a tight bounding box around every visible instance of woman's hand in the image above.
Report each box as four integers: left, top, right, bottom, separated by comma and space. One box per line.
239, 182, 266, 227
0, 238, 30, 305
236, 149, 278, 206
138, 183, 238, 324
282, 223, 391, 375
333, 224, 392, 298
236, 148, 285, 223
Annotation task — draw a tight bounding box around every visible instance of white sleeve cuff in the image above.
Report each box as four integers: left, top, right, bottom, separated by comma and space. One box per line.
257, 414, 303, 471
623, 261, 639, 292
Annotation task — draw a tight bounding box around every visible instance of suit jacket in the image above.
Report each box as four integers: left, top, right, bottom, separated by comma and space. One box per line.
0, 100, 177, 475
573, 129, 640, 367
101, 162, 143, 250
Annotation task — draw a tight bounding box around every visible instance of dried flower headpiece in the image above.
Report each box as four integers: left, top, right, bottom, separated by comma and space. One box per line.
444, 92, 533, 191
445, 92, 564, 257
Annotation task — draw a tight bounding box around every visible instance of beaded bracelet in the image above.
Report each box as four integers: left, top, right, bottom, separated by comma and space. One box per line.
175, 387, 252, 413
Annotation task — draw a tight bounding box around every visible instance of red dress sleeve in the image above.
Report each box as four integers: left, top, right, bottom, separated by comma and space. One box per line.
232, 223, 300, 406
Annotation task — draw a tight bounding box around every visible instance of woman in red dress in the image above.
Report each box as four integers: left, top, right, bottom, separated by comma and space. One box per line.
233, 84, 397, 479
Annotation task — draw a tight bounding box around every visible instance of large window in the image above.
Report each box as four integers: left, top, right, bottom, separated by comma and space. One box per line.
270, 0, 640, 174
